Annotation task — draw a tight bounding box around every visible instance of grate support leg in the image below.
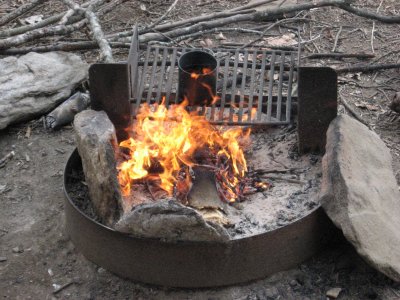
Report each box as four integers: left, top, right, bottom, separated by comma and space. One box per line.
297, 67, 337, 154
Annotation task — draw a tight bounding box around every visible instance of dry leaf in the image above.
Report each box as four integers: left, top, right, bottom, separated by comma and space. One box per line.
215, 32, 226, 40
204, 38, 213, 48
24, 15, 43, 25
264, 33, 297, 47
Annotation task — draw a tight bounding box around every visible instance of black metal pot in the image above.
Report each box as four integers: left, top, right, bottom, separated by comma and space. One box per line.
178, 50, 217, 106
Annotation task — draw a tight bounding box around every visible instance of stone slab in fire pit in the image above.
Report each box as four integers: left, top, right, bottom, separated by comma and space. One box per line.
0, 52, 88, 129
321, 114, 400, 282
74, 110, 122, 226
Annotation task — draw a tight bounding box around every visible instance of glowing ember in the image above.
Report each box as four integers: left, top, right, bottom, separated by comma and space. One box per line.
117, 97, 251, 203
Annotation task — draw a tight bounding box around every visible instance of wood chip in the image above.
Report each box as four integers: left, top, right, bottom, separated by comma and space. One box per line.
326, 287, 342, 299
25, 125, 31, 138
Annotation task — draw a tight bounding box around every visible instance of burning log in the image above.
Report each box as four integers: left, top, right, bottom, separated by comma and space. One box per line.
115, 200, 230, 242
74, 110, 122, 226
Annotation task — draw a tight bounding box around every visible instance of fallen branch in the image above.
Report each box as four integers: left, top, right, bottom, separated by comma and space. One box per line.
0, 20, 87, 50
0, 0, 97, 38
46, 0, 113, 61
137, 0, 361, 43
0, 0, 47, 27
0, 41, 130, 55
106, 9, 256, 41
159, 27, 263, 45
0, 0, 108, 38
305, 53, 375, 59
336, 63, 400, 74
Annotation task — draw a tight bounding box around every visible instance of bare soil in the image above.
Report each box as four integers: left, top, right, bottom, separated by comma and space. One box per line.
1, 0, 400, 299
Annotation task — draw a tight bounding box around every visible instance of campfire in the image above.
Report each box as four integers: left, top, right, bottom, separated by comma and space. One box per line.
117, 98, 266, 205
64, 44, 340, 287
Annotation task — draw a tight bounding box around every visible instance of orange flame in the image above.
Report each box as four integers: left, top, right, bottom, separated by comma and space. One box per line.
117, 97, 249, 201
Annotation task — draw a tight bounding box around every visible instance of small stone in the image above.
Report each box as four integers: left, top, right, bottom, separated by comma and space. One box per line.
326, 287, 342, 299
0, 257, 7, 262
97, 267, 106, 274
12, 246, 24, 253
289, 279, 298, 287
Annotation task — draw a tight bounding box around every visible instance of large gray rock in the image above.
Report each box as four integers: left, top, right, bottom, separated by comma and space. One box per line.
321, 114, 400, 282
0, 52, 88, 129
74, 110, 122, 226
115, 200, 230, 242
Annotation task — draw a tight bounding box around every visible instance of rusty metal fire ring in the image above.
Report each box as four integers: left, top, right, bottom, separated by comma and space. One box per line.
64, 149, 334, 288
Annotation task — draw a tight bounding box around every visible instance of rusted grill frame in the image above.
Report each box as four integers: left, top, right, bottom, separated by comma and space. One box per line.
128, 43, 297, 126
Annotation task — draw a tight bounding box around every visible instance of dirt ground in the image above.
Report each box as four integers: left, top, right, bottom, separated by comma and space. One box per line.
1, 0, 400, 299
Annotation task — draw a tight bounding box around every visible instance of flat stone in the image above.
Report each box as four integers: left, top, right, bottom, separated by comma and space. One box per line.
0, 257, 7, 262
115, 200, 230, 242
188, 167, 226, 211
0, 52, 88, 129
12, 246, 23, 253
74, 110, 122, 226
321, 114, 400, 282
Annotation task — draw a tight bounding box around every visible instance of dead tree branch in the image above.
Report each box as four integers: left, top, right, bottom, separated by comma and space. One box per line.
0, 20, 87, 50
305, 53, 375, 59
54, 0, 113, 61
0, 41, 130, 55
137, 0, 400, 44
0, 0, 47, 27
336, 63, 400, 74
106, 9, 256, 41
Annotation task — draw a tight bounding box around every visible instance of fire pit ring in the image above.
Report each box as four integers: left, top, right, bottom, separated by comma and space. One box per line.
64, 149, 335, 288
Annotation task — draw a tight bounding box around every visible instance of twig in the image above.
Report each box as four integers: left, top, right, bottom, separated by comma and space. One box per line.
371, 0, 384, 54
0, 0, 47, 26
336, 63, 400, 74
146, 0, 179, 29
0, 151, 15, 168
338, 91, 370, 126
305, 52, 374, 59
331, 25, 342, 52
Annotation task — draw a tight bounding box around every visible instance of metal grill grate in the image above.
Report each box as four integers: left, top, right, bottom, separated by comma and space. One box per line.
128, 37, 298, 126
